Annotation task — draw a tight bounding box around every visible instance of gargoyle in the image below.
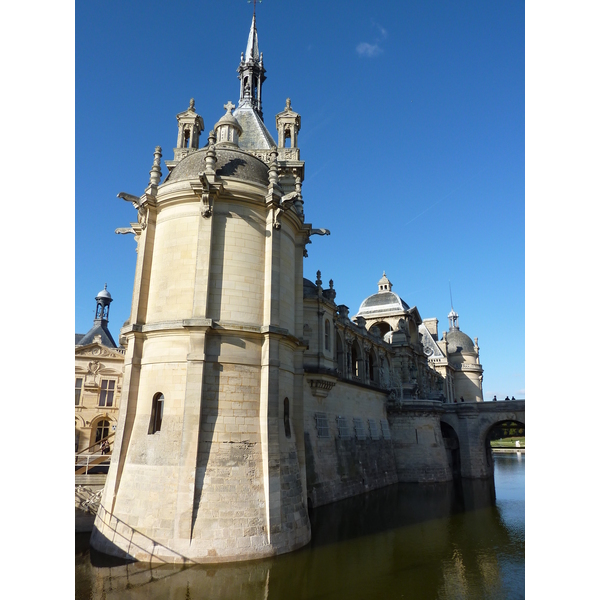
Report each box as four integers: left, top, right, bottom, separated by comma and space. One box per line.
117, 192, 141, 209
308, 228, 330, 237
115, 227, 135, 235
280, 191, 300, 207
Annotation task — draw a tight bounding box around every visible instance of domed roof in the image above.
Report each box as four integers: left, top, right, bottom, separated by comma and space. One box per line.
165, 147, 269, 185
216, 110, 241, 129
446, 328, 475, 354
356, 291, 410, 317
303, 277, 318, 299
96, 285, 112, 300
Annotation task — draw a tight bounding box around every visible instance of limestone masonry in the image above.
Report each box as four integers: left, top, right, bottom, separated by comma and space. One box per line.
82, 14, 524, 563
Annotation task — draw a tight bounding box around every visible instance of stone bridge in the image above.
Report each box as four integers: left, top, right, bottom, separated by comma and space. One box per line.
386, 399, 525, 483
440, 400, 525, 479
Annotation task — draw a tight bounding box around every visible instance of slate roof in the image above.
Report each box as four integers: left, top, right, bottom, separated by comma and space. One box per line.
446, 328, 476, 354
233, 105, 276, 150
357, 291, 410, 316
165, 146, 269, 185
76, 320, 117, 348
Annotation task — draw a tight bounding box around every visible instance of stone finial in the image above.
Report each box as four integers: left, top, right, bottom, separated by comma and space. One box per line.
315, 270, 322, 287
224, 100, 235, 114
268, 146, 279, 185
286, 97, 292, 110
189, 98, 195, 111
149, 146, 162, 186
205, 130, 216, 173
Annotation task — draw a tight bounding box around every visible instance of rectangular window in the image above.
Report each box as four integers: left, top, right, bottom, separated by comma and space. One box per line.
337, 416, 351, 439
315, 412, 330, 438
381, 419, 391, 441
368, 418, 380, 440
75, 378, 83, 406
353, 418, 367, 441
99, 379, 115, 407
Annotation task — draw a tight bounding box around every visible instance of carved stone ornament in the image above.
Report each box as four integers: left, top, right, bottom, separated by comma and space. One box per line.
307, 376, 337, 400
84, 360, 103, 388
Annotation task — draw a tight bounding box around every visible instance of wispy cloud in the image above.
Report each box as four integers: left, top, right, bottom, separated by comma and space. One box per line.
356, 21, 388, 58
356, 42, 383, 57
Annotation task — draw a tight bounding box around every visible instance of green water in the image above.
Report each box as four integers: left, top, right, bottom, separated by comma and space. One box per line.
76, 453, 524, 599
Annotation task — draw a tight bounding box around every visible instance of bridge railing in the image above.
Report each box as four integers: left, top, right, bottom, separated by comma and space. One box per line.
76, 431, 116, 456
75, 453, 112, 475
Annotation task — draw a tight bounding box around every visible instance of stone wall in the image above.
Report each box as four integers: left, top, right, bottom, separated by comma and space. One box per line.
302, 379, 397, 507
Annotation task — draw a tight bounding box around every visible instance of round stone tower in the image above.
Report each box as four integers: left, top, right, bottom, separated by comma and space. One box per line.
444, 308, 484, 402
91, 15, 312, 563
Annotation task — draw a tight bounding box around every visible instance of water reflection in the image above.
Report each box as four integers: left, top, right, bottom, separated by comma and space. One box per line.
76, 455, 524, 600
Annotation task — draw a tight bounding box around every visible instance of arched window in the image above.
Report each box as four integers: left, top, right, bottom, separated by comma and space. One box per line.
325, 319, 331, 351
95, 420, 110, 444
283, 397, 291, 438
149, 393, 164, 434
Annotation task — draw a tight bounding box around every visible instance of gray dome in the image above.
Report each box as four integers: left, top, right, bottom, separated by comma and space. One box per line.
96, 286, 111, 300
446, 329, 475, 354
303, 277, 318, 299
357, 291, 410, 317
166, 147, 269, 185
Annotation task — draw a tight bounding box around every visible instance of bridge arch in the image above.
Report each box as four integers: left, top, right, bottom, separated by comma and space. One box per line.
440, 401, 525, 479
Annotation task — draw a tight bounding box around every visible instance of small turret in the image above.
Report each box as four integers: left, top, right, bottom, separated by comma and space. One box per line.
214, 101, 243, 147
378, 272, 392, 293
276, 98, 301, 149
95, 284, 112, 322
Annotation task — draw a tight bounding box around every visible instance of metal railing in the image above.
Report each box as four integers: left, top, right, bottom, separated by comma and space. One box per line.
76, 431, 115, 456
75, 453, 112, 475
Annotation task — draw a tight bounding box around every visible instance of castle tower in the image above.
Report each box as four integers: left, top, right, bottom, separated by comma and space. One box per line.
91, 14, 312, 563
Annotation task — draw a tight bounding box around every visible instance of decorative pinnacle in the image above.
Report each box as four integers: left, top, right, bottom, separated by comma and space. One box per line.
149, 146, 162, 186
316, 270, 322, 287
189, 98, 195, 111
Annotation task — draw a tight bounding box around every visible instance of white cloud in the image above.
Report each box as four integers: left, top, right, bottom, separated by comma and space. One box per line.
357, 21, 388, 58
373, 22, 388, 40
356, 42, 383, 58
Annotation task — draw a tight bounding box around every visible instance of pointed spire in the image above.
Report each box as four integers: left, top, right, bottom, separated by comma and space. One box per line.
237, 13, 267, 118
245, 13, 260, 64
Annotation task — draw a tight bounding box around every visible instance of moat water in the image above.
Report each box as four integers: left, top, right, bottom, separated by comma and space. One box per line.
75, 453, 525, 599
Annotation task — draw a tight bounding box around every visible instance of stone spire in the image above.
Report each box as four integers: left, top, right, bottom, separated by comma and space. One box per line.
237, 13, 266, 118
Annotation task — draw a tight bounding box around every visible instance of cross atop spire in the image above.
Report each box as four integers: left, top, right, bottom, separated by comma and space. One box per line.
249, 0, 262, 18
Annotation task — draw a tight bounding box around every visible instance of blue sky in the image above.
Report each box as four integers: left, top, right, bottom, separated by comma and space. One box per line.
75, 0, 525, 399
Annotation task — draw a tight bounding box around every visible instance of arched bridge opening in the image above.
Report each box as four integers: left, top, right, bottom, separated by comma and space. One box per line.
440, 422, 461, 480
440, 400, 525, 480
